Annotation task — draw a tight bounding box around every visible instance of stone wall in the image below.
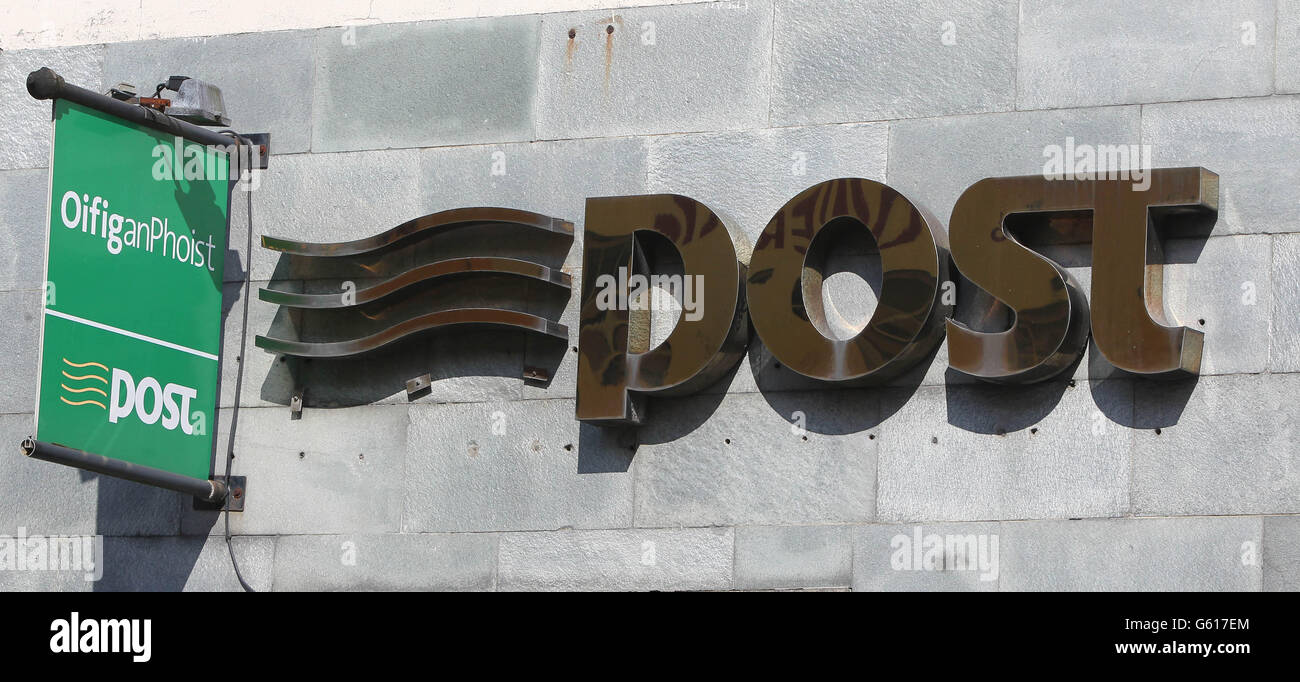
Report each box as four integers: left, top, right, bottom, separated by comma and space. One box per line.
0, 0, 1297, 591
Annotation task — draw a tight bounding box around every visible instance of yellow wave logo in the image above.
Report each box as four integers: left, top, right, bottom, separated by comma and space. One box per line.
59, 358, 108, 410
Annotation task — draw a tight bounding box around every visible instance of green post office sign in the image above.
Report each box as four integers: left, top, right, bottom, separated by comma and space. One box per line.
35, 99, 229, 481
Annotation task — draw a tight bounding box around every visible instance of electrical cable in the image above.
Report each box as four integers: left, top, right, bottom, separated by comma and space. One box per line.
218, 131, 256, 592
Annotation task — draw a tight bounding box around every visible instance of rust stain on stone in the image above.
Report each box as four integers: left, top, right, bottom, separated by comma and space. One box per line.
593, 15, 624, 94
565, 27, 577, 70
604, 27, 613, 92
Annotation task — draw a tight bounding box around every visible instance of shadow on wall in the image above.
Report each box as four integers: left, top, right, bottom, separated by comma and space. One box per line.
751, 338, 935, 436
86, 273, 260, 591
584, 229, 1206, 439
89, 174, 240, 591
88, 440, 207, 591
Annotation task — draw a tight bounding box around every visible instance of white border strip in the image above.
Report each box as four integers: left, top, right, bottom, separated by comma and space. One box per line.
33, 99, 57, 428
45, 309, 219, 362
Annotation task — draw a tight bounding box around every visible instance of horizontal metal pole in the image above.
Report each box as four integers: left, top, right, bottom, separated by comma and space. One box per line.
21, 438, 227, 503
26, 66, 244, 149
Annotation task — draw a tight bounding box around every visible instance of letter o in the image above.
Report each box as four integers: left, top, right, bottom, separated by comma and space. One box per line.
747, 178, 951, 383
60, 190, 81, 229
134, 377, 164, 425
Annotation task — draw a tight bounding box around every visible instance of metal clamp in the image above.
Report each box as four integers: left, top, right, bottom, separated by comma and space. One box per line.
290, 388, 304, 420
406, 374, 432, 400
193, 475, 247, 512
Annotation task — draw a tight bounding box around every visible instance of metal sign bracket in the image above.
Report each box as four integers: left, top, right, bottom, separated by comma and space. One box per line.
192, 475, 246, 512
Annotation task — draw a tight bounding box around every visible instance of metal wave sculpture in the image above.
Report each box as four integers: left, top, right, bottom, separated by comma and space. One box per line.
261, 206, 573, 257
258, 257, 570, 310
255, 207, 574, 361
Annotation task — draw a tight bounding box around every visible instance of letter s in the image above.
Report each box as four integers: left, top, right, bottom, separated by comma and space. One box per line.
945, 176, 1090, 382
161, 385, 182, 431
165, 384, 198, 434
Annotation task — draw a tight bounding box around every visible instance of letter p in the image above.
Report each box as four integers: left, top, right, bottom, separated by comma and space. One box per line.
576, 195, 749, 425
108, 368, 135, 424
